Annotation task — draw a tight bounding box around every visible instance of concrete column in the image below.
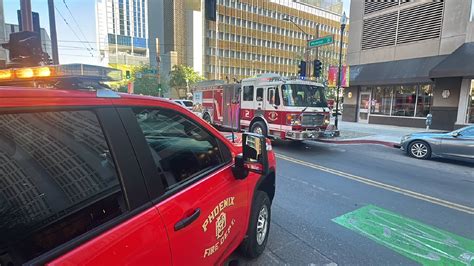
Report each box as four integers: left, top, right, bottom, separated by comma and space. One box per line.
455, 78, 472, 125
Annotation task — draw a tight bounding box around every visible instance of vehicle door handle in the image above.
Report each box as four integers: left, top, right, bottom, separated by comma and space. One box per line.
174, 208, 201, 231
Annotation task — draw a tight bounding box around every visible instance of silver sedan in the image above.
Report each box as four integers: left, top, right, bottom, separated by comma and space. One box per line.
400, 125, 474, 161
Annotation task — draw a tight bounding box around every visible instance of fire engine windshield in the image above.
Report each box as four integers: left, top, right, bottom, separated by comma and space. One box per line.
281, 84, 327, 108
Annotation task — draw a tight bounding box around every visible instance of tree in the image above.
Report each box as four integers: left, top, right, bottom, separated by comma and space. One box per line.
168, 65, 205, 98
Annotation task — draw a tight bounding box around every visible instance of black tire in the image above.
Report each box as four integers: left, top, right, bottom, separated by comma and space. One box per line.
203, 113, 211, 123
240, 191, 271, 259
250, 121, 268, 137
408, 140, 432, 159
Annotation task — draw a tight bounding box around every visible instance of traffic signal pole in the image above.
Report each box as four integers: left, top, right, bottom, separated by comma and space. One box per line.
48, 0, 59, 64
20, 0, 33, 31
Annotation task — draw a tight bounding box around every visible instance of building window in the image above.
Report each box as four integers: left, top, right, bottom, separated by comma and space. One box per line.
370, 85, 432, 118
416, 85, 433, 117
392, 85, 417, 117
371, 87, 393, 115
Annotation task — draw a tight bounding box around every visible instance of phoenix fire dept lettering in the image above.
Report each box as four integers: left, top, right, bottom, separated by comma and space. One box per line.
203, 218, 236, 258
202, 196, 235, 232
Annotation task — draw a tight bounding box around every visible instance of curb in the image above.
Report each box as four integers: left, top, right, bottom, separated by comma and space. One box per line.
316, 139, 398, 148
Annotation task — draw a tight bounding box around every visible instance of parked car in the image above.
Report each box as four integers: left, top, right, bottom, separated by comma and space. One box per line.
173, 99, 194, 111
400, 125, 474, 161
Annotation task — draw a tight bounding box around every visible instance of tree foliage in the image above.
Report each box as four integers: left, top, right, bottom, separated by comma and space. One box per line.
107, 64, 165, 96
168, 65, 205, 89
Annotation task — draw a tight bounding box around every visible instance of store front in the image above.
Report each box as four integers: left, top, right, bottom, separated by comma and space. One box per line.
345, 42, 474, 130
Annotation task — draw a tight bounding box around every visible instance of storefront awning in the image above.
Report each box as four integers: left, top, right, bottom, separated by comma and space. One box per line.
350, 55, 447, 86
429, 42, 474, 79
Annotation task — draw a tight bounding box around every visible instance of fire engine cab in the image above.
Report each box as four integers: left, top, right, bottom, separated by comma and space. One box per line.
193, 74, 338, 141
0, 64, 276, 265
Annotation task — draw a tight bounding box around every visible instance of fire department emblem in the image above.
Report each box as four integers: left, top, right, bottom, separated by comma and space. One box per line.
268, 111, 278, 121
216, 212, 227, 239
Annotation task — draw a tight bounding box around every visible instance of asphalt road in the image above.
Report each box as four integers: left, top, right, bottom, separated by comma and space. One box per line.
235, 141, 474, 265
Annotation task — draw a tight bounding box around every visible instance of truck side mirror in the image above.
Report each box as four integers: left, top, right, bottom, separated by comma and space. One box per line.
232, 133, 269, 180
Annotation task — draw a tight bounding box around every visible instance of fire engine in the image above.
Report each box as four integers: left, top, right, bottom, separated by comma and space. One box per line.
193, 73, 338, 141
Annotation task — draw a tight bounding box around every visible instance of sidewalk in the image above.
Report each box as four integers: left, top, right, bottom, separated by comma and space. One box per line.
320, 121, 442, 147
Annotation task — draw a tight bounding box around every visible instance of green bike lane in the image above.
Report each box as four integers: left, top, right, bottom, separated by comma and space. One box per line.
252, 144, 474, 265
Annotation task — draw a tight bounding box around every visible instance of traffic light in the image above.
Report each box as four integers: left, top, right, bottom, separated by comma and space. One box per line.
297, 61, 306, 77
125, 70, 131, 79
313, 59, 322, 78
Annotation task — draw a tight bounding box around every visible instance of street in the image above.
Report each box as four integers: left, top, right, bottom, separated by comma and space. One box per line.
236, 141, 474, 265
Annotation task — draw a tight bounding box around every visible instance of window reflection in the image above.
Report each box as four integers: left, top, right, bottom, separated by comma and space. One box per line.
369, 84, 432, 118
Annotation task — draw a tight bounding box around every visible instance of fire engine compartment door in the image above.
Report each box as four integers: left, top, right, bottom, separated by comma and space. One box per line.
264, 87, 282, 132
222, 85, 240, 130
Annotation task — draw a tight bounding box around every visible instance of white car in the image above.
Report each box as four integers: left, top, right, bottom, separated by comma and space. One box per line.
173, 99, 194, 111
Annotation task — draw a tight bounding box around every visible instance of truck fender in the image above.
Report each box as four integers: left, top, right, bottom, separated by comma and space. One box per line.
249, 115, 269, 132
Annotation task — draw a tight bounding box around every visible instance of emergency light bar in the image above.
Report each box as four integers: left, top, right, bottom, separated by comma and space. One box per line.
0, 64, 122, 83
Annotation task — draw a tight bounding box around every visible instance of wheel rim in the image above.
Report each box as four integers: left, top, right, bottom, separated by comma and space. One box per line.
256, 205, 268, 245
253, 125, 263, 135
411, 143, 428, 158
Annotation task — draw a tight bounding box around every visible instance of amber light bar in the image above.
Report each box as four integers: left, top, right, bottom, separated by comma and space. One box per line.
0, 64, 122, 82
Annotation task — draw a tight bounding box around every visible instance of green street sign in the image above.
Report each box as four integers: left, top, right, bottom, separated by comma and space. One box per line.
308, 35, 334, 48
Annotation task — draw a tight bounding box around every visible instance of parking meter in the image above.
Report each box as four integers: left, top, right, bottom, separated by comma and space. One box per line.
426, 113, 433, 130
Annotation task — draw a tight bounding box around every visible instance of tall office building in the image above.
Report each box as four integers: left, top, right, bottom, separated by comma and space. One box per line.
152, 0, 347, 82
205, 0, 348, 80
296, 0, 343, 14
96, 0, 149, 66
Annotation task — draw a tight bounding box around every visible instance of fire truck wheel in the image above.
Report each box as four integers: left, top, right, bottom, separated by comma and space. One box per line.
250, 121, 267, 137
203, 113, 211, 123
240, 191, 271, 258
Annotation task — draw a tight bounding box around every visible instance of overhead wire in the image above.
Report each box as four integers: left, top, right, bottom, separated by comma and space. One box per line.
61, 0, 96, 53
54, 5, 94, 57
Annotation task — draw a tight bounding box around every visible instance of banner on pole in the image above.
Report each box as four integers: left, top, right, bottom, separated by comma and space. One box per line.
328, 66, 349, 88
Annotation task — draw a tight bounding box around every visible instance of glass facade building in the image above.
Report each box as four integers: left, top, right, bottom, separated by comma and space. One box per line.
96, 0, 149, 66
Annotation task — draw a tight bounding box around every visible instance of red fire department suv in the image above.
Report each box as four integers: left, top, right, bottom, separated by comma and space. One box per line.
0, 64, 276, 265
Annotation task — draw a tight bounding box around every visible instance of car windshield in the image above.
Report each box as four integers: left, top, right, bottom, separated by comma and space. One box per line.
183, 101, 194, 107
281, 84, 327, 107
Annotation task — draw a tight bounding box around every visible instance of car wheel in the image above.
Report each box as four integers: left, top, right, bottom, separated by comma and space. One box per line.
250, 121, 267, 137
239, 191, 271, 258
203, 113, 211, 123
408, 140, 432, 159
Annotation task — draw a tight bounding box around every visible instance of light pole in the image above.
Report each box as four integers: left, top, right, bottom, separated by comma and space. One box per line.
283, 17, 313, 76
335, 12, 347, 129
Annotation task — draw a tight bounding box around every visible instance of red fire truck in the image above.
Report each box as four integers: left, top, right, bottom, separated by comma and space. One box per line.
193, 74, 337, 141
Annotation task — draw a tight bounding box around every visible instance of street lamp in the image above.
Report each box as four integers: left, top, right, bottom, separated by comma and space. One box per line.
335, 11, 347, 129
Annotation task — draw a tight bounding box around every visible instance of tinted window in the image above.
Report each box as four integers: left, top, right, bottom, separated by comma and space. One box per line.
0, 111, 125, 264
243, 86, 254, 101
183, 101, 194, 107
256, 88, 264, 101
133, 108, 230, 190
461, 127, 474, 137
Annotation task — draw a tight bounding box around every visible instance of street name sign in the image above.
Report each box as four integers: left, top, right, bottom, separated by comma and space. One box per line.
308, 35, 334, 48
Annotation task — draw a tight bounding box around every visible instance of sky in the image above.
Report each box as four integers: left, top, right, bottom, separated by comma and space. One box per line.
2, 0, 351, 65
3, 0, 100, 64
